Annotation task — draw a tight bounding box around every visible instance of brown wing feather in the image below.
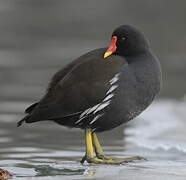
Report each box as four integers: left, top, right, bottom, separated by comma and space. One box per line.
18, 48, 127, 126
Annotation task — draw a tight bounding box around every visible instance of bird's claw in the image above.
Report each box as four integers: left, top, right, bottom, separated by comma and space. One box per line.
81, 155, 146, 165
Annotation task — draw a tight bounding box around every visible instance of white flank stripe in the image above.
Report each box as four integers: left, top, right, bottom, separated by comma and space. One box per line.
109, 73, 120, 85
75, 116, 86, 124
86, 104, 101, 115
79, 108, 90, 118
94, 100, 111, 114
77, 74, 120, 124
77, 104, 101, 124
90, 113, 104, 124
103, 93, 114, 102
106, 85, 118, 95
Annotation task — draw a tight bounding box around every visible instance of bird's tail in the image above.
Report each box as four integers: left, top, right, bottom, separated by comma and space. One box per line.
17, 115, 30, 127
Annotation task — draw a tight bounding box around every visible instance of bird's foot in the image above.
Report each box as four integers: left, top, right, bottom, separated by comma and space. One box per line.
81, 155, 146, 165
96, 154, 146, 162
81, 155, 125, 164
111, 156, 147, 162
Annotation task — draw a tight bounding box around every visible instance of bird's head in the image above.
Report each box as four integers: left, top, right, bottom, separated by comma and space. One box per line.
104, 25, 150, 58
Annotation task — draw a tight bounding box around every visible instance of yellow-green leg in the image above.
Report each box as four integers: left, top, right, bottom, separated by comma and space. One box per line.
81, 129, 145, 164
92, 132, 111, 160
81, 128, 104, 164
92, 132, 146, 162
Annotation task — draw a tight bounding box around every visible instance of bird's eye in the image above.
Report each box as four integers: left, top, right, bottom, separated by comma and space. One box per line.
121, 37, 126, 41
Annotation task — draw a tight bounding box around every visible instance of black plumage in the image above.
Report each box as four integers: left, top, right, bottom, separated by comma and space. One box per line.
18, 25, 161, 133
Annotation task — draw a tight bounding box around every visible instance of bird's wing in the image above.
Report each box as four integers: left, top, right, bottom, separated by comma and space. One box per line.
19, 51, 127, 125
23, 48, 107, 115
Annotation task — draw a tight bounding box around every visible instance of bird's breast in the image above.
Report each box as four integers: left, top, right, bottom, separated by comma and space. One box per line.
108, 56, 161, 122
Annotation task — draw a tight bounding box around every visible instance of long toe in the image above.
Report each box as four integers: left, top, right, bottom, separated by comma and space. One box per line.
82, 156, 127, 165
116, 156, 147, 163
95, 155, 147, 163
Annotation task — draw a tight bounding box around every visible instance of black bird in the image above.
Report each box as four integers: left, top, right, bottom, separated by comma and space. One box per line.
18, 25, 162, 164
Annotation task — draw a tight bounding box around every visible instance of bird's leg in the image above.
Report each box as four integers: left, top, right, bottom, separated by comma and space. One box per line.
81, 128, 120, 164
81, 128, 103, 164
81, 129, 145, 164
92, 132, 146, 162
92, 132, 112, 160
92, 132, 120, 160
81, 129, 138, 164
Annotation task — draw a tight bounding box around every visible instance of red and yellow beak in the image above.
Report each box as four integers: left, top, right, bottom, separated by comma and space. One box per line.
104, 36, 117, 58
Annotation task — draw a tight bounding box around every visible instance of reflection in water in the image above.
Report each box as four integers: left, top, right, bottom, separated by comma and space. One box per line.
83, 168, 96, 177
13, 164, 86, 177
34, 165, 85, 176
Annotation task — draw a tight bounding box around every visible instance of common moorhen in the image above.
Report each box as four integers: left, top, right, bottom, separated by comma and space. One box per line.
18, 25, 162, 164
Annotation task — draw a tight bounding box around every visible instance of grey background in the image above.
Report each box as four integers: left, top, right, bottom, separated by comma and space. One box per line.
0, 0, 186, 101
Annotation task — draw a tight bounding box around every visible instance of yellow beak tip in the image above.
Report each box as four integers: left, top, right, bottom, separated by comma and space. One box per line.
104, 51, 113, 58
